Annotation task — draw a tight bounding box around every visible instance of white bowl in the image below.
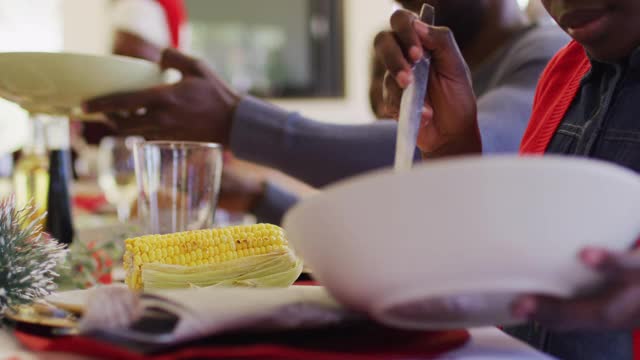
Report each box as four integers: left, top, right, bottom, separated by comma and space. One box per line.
0, 52, 166, 116
283, 156, 640, 329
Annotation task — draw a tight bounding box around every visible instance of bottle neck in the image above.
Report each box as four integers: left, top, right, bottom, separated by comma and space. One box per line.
43, 116, 70, 151
24, 116, 48, 156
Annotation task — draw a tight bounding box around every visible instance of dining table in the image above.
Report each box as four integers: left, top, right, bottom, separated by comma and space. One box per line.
1, 182, 559, 359
0, 326, 557, 359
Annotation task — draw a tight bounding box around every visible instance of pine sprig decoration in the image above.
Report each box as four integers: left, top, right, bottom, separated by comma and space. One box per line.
0, 196, 67, 316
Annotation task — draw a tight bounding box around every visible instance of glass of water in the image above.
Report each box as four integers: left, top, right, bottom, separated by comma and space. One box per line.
97, 136, 144, 222
135, 141, 223, 234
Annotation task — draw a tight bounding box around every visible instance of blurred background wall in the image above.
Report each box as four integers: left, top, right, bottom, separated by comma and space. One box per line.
59, 0, 394, 124
0, 0, 543, 130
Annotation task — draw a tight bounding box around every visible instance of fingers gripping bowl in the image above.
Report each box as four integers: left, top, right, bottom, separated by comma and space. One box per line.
283, 156, 640, 329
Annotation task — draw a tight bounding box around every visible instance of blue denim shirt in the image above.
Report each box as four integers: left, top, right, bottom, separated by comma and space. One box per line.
547, 48, 640, 170
505, 49, 640, 360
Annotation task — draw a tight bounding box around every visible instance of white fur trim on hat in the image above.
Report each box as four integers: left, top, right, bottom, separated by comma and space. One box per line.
111, 0, 171, 48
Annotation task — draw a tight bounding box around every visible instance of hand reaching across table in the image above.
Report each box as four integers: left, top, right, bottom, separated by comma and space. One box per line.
84, 49, 240, 145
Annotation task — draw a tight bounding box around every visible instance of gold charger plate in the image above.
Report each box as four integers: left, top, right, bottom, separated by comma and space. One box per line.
5, 302, 79, 330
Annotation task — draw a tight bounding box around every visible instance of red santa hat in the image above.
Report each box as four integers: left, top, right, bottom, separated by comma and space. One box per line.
156, 0, 186, 48
112, 0, 187, 49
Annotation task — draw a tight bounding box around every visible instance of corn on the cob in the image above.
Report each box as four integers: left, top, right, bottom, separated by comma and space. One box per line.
123, 224, 302, 290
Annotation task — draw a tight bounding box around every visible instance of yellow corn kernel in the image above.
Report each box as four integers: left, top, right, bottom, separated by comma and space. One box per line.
123, 224, 291, 290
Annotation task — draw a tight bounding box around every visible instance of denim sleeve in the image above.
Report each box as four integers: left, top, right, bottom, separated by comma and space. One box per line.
251, 181, 299, 225
229, 96, 401, 188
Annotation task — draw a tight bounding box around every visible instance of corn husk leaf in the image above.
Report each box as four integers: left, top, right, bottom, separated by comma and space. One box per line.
141, 249, 302, 289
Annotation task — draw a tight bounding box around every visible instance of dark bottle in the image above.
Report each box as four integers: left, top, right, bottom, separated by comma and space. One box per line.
45, 119, 75, 245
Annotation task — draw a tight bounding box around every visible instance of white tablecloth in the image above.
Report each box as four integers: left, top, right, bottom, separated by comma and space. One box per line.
0, 327, 556, 360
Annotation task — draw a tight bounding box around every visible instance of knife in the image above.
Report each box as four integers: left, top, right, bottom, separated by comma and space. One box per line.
393, 4, 435, 172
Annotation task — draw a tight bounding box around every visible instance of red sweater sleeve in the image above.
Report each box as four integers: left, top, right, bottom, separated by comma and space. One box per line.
519, 41, 591, 154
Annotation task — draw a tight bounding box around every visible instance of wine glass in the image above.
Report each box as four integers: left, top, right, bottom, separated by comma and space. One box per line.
97, 136, 144, 222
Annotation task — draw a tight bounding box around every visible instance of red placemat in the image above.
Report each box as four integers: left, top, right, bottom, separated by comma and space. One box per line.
15, 325, 470, 360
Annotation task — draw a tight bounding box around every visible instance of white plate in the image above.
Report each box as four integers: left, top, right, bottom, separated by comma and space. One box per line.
0, 98, 28, 154
0, 52, 166, 116
283, 155, 640, 329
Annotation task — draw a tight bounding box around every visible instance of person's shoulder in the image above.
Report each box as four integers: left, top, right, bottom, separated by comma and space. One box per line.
508, 23, 572, 64
521, 23, 570, 43
543, 40, 587, 69
485, 24, 572, 87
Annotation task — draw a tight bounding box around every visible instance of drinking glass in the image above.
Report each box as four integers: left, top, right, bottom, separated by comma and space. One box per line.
135, 141, 223, 234
97, 136, 144, 222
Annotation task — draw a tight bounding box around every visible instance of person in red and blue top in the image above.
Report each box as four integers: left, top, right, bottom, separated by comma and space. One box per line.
79, 0, 638, 355
375, 0, 640, 359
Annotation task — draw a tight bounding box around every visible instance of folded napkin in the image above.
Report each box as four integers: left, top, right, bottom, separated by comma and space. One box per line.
78, 284, 356, 345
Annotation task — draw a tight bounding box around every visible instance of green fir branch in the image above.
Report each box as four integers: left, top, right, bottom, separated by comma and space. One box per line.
0, 196, 67, 317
